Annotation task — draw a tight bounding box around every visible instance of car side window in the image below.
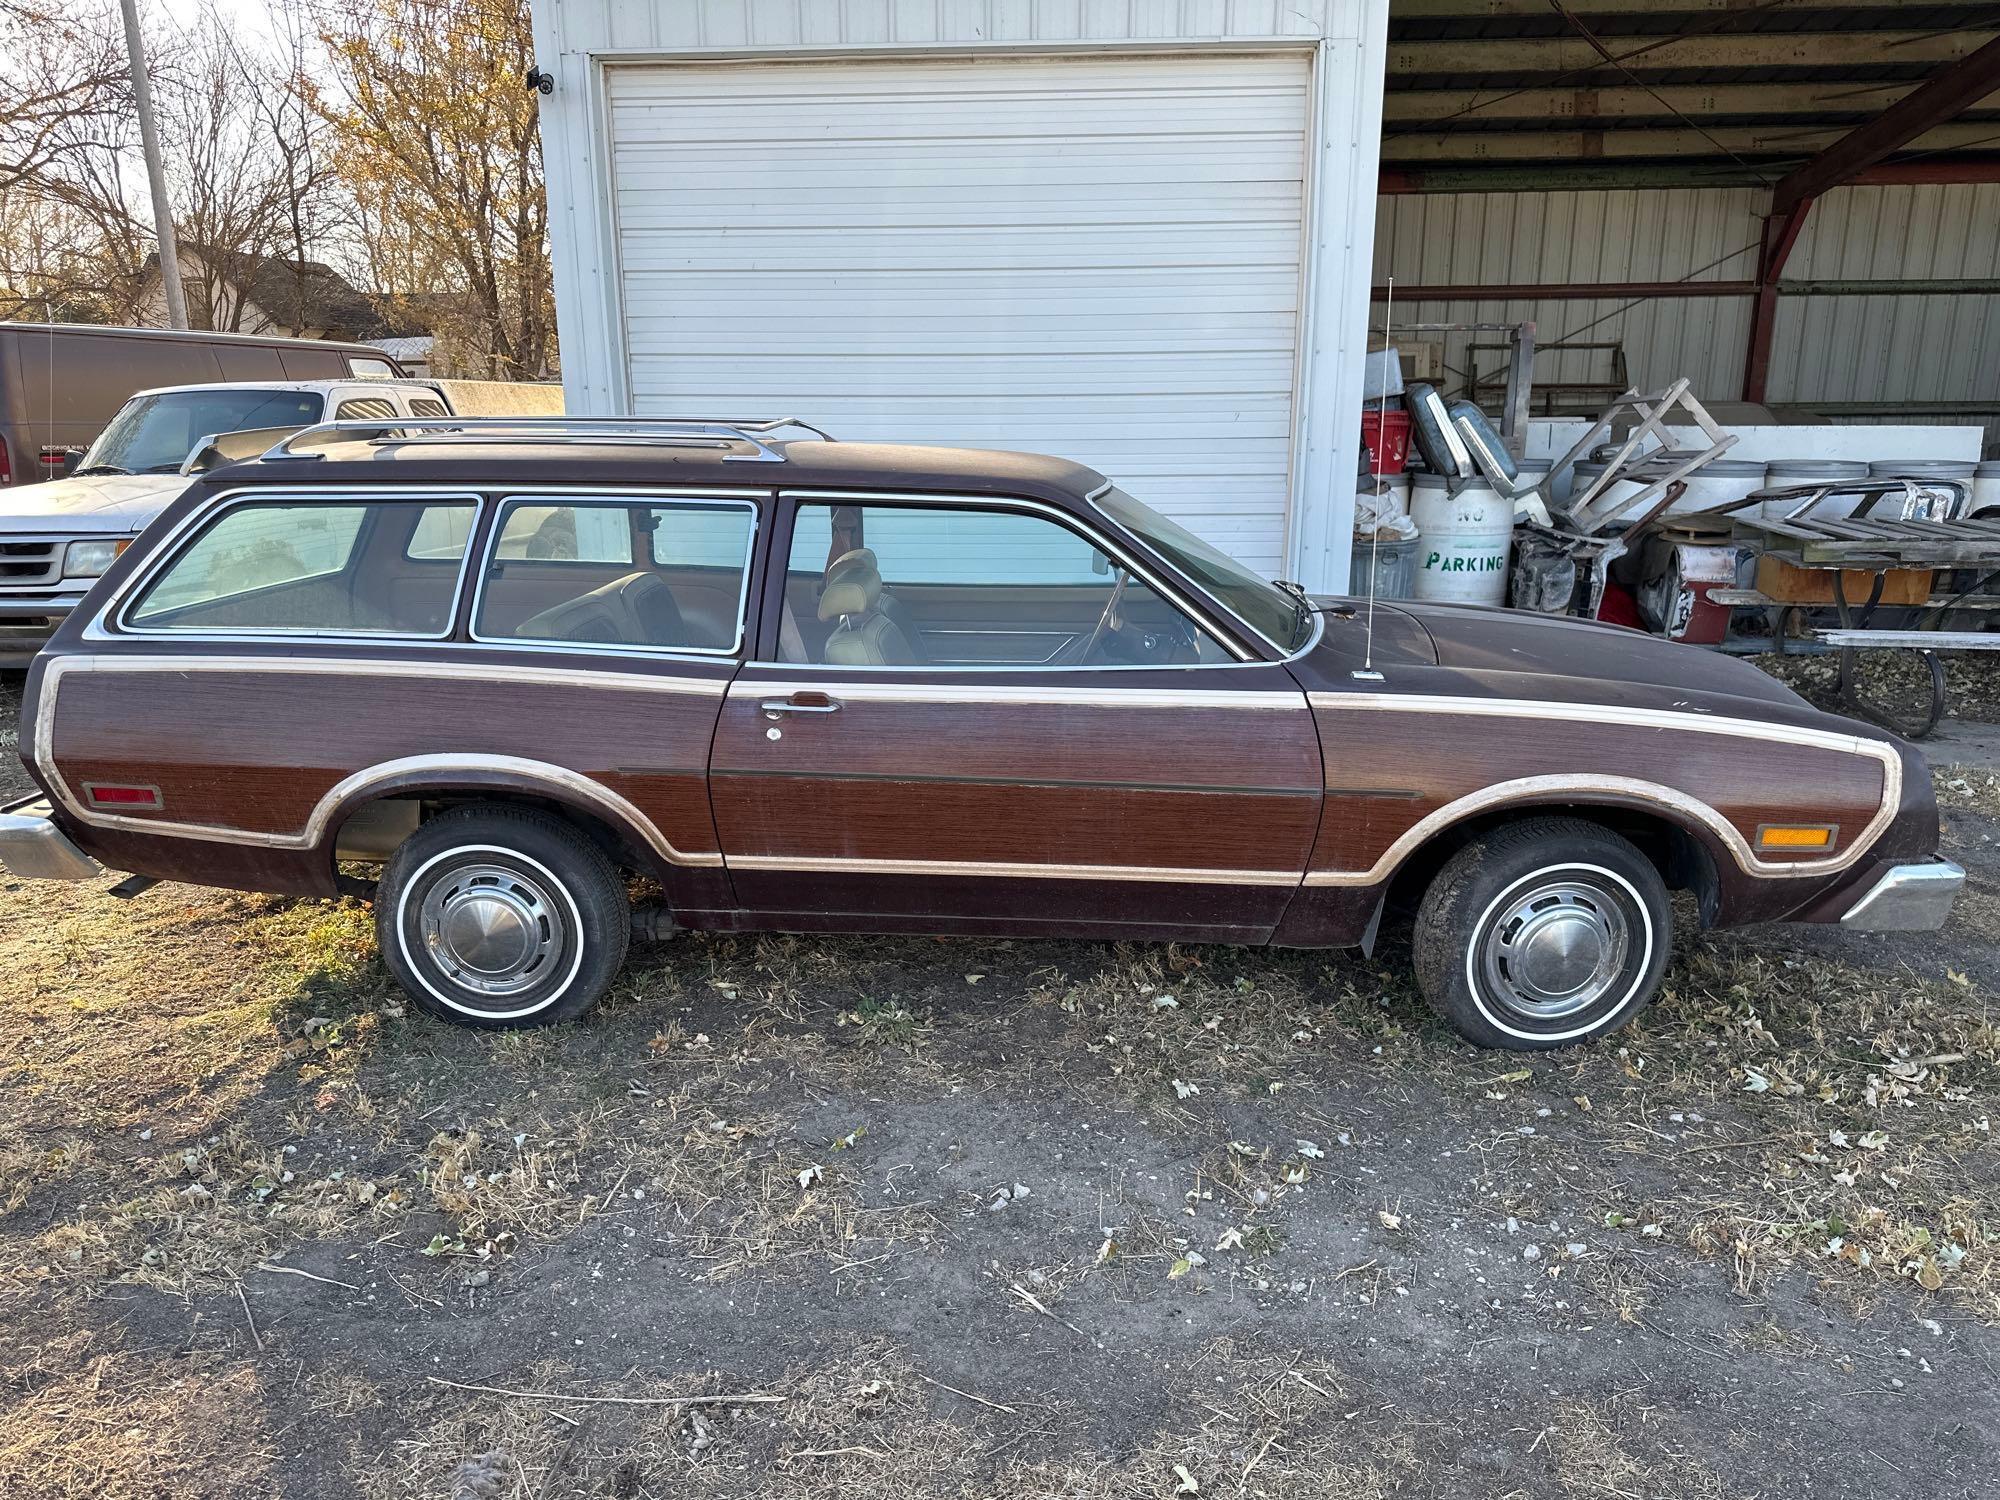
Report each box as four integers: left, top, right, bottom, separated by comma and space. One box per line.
408, 398, 448, 418
777, 502, 1228, 668
475, 497, 755, 653
125, 499, 475, 636
335, 396, 398, 420
346, 356, 397, 378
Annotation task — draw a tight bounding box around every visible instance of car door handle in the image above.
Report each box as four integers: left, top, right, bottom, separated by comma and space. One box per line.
760, 693, 841, 717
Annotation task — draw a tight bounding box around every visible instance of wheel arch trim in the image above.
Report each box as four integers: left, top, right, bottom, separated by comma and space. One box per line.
311, 755, 718, 870
1302, 774, 1833, 888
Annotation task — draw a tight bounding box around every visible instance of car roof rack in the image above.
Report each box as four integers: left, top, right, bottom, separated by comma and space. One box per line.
259, 415, 837, 465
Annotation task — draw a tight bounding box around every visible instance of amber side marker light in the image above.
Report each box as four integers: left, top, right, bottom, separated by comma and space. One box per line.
83, 783, 162, 809
1756, 824, 1837, 851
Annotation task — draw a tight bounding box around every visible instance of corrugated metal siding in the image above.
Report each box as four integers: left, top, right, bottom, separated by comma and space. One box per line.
1771, 183, 2000, 405
1375, 183, 2000, 418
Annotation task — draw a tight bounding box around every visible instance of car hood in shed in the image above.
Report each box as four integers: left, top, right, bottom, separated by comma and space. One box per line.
0, 472, 187, 534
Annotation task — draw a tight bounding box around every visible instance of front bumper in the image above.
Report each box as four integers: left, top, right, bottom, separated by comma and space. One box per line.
1840, 857, 1965, 932
0, 796, 101, 880
0, 594, 83, 668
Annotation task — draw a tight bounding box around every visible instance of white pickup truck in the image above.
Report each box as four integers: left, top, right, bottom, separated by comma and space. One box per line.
0, 379, 456, 667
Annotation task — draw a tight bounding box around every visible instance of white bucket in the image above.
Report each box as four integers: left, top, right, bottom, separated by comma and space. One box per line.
1668, 459, 1768, 516
1411, 474, 1511, 606
1973, 460, 2000, 518
1760, 459, 1869, 521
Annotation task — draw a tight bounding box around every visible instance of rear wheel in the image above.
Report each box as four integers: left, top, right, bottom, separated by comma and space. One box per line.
1413, 817, 1670, 1050
376, 805, 630, 1028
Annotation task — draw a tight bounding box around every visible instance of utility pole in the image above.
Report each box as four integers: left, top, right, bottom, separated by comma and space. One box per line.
117, 0, 188, 330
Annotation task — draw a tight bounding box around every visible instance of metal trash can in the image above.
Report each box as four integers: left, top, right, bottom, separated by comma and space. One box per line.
1349, 534, 1419, 600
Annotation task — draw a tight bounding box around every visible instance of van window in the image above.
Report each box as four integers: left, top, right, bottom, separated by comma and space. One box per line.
475, 497, 755, 652
335, 397, 398, 420
347, 356, 398, 378
126, 500, 474, 636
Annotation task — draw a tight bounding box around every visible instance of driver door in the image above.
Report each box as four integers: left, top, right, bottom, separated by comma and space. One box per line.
706, 495, 1323, 940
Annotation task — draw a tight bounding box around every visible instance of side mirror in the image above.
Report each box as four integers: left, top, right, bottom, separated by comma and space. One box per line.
61, 449, 83, 476
1091, 549, 1111, 576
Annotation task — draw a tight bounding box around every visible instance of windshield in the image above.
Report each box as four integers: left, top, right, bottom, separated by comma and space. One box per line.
1093, 485, 1307, 652
78, 389, 325, 475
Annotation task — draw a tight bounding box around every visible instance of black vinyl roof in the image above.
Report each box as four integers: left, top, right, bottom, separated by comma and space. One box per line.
200, 438, 1111, 509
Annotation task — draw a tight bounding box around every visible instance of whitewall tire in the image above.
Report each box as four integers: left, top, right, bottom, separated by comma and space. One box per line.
1413, 817, 1671, 1050
375, 805, 630, 1029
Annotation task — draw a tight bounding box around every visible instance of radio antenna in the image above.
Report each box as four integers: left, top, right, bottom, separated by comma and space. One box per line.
1354, 274, 1392, 681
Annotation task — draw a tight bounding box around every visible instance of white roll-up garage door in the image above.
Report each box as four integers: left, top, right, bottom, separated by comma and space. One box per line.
604, 52, 1311, 574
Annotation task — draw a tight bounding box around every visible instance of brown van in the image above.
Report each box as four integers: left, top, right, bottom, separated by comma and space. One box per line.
0, 323, 403, 487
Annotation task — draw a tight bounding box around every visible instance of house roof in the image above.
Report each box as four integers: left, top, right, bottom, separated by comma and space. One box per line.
144, 247, 428, 342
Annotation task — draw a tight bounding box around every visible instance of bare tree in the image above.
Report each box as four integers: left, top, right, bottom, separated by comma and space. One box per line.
0, 0, 128, 198
310, 0, 553, 377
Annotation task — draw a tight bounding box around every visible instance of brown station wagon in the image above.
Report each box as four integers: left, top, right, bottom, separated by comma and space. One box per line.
0, 418, 1965, 1049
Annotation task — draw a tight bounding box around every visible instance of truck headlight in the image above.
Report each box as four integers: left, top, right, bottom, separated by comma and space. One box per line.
62, 539, 129, 578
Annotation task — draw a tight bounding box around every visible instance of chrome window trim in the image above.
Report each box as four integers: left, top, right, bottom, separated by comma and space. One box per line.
1085, 483, 1300, 658
772, 489, 1279, 670
467, 489, 761, 660
732, 678, 1307, 711
94, 487, 489, 646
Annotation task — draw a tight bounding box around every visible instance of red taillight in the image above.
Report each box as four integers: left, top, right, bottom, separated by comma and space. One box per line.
83, 783, 162, 809
0, 441, 12, 486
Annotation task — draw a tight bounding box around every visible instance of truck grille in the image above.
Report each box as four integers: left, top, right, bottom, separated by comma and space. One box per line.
0, 538, 61, 587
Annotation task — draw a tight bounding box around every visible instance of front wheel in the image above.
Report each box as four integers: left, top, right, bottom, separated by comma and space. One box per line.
1413, 817, 1671, 1050
375, 805, 631, 1029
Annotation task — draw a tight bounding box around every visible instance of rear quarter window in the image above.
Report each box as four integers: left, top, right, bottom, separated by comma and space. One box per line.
125, 498, 477, 636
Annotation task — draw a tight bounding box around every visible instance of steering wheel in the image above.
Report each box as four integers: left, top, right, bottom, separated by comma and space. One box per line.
1063, 566, 1130, 665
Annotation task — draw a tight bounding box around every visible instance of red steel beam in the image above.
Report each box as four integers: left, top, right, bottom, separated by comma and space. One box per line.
1378, 156, 2000, 195
1770, 33, 2000, 214
1742, 202, 1813, 405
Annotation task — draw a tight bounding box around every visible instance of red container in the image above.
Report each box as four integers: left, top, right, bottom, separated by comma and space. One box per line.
1360, 406, 1411, 475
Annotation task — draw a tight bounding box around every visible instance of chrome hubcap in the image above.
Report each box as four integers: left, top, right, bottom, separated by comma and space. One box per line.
1480, 878, 1631, 1021
419, 862, 567, 999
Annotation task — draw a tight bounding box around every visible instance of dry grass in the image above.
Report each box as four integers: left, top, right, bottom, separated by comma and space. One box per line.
0, 1330, 275, 1499
353, 1342, 1424, 1500
0, 722, 1995, 1494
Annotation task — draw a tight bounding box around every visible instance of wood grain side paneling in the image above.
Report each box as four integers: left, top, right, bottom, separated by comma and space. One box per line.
1305, 704, 1887, 877
45, 660, 733, 868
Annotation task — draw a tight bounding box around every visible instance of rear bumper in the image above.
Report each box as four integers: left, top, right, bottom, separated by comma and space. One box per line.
1839, 857, 1965, 931
0, 796, 101, 880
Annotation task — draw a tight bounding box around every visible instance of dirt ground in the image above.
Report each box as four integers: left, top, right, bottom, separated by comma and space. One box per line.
0, 668, 1996, 1499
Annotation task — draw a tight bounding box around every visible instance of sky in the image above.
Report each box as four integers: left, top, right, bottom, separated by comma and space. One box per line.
153, 0, 288, 53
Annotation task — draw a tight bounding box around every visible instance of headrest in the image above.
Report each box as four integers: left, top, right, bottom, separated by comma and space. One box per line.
819, 565, 880, 621
819, 548, 881, 621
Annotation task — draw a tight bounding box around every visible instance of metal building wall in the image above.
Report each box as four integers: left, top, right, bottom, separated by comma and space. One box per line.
1375, 182, 2000, 419
1772, 183, 2000, 406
